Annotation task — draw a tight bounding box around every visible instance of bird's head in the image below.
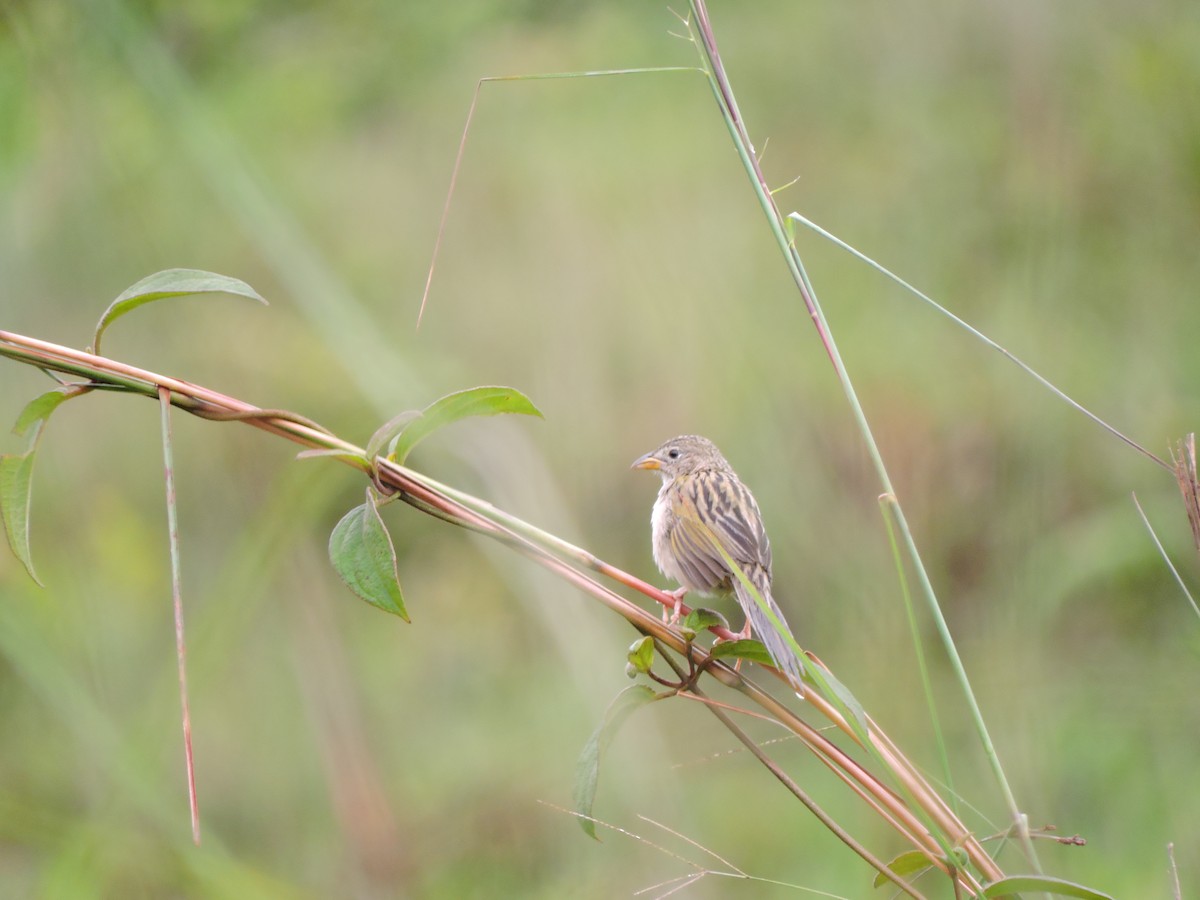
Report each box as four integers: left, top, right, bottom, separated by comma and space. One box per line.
631, 434, 729, 480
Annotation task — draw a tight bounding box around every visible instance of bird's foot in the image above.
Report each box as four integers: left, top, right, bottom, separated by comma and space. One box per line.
731, 620, 753, 672
706, 620, 755, 672
661, 586, 689, 625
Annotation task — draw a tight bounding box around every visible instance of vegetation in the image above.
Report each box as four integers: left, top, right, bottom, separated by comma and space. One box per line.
2, 1, 1198, 896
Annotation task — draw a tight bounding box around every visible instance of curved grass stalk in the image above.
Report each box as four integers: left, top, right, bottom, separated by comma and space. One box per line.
682, 0, 1041, 871
787, 212, 1170, 472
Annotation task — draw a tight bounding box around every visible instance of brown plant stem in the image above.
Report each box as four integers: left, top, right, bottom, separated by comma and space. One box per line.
670, 683, 925, 898
0, 328, 998, 891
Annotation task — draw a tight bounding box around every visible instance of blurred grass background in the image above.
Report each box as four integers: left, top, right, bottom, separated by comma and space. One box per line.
2, 0, 1199, 896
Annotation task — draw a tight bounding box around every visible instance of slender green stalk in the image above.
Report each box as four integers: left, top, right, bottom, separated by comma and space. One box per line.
787, 211, 1170, 472
419, 66, 701, 327
1131, 492, 1200, 621
879, 495, 957, 814
684, 0, 1040, 872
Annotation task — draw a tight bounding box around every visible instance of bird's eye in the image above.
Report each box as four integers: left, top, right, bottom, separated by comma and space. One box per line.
667, 448, 680, 460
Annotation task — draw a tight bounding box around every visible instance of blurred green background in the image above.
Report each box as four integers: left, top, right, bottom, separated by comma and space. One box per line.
2, 1, 1199, 896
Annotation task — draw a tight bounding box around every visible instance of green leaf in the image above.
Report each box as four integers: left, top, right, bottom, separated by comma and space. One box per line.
0, 451, 40, 585
13, 389, 78, 438
872, 850, 933, 887
0, 387, 89, 586
92, 268, 267, 355
328, 489, 409, 620
981, 875, 1115, 899
680, 607, 728, 638
626, 636, 655, 674
806, 658, 870, 740
709, 638, 774, 667
366, 410, 420, 463
573, 685, 658, 840
389, 386, 542, 464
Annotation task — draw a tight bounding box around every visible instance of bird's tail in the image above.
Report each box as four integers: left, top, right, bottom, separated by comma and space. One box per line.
734, 570, 803, 684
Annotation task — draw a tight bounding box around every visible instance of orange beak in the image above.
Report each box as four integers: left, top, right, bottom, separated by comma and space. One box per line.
631, 452, 661, 471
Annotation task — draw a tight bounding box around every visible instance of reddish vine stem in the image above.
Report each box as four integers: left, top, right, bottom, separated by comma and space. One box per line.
0, 329, 996, 889
157, 387, 200, 844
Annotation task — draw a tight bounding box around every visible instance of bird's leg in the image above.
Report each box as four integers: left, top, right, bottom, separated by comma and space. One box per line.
706, 618, 755, 671
661, 586, 689, 625
731, 619, 753, 672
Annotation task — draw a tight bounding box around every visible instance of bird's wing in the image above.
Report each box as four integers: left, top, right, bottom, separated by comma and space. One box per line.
666, 468, 772, 591
665, 488, 728, 593
688, 469, 771, 568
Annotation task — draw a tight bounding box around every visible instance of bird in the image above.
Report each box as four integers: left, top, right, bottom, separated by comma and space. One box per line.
631, 434, 802, 683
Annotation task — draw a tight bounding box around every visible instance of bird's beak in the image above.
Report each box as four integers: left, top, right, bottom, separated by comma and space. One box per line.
631, 452, 660, 471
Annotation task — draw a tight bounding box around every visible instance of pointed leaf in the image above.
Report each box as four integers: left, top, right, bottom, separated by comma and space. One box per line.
328, 489, 408, 620
709, 638, 774, 667
366, 410, 420, 462
872, 850, 933, 887
92, 268, 267, 354
390, 386, 542, 464
0, 451, 40, 585
0, 387, 89, 586
707, 529, 806, 667
626, 636, 655, 674
573, 685, 658, 840
981, 875, 1115, 899
680, 606, 728, 638
806, 657, 871, 740
13, 388, 80, 438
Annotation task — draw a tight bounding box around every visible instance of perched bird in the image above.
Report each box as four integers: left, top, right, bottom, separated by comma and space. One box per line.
631, 435, 802, 683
